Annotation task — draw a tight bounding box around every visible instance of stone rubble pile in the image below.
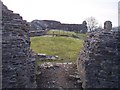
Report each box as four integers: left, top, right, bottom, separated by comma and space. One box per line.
77, 21, 119, 88
36, 62, 82, 89
2, 2, 36, 88
35, 53, 59, 60
38, 62, 74, 69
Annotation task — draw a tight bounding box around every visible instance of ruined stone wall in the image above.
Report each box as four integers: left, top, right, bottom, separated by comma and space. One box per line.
0, 1, 2, 89
29, 30, 47, 37
30, 20, 88, 34
2, 2, 36, 88
77, 26, 119, 88
59, 23, 87, 33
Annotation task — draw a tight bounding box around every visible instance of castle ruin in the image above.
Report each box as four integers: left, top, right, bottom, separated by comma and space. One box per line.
1, 1, 120, 89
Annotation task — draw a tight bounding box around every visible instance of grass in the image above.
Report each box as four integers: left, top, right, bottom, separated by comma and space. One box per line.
46, 29, 87, 40
46, 29, 76, 35
30, 36, 84, 63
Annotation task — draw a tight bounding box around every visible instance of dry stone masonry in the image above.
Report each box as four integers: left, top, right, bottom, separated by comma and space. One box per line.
1, 1, 120, 89
0, 1, 2, 89
29, 20, 88, 34
77, 21, 120, 88
2, 2, 36, 88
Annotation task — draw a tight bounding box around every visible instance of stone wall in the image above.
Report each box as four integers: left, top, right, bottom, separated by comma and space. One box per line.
43, 20, 61, 29
77, 21, 119, 88
29, 30, 47, 37
29, 20, 49, 30
2, 2, 36, 88
43, 20, 88, 33
30, 20, 88, 34
59, 23, 87, 33
0, 1, 2, 89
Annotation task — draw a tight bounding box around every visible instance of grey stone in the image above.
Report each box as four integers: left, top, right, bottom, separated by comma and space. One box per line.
77, 21, 120, 88
2, 2, 37, 88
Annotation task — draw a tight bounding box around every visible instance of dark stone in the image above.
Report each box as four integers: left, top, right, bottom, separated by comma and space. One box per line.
2, 2, 37, 88
77, 21, 119, 88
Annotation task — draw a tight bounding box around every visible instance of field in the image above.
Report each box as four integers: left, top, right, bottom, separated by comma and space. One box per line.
30, 36, 84, 63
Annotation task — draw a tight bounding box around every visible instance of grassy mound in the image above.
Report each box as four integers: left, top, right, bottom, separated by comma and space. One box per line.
46, 30, 87, 40
30, 36, 84, 62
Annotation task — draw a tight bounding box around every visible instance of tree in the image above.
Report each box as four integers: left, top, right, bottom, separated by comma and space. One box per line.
86, 16, 98, 32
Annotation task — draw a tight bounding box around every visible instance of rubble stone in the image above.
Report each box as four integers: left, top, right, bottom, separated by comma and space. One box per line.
77, 21, 120, 88
2, 2, 36, 88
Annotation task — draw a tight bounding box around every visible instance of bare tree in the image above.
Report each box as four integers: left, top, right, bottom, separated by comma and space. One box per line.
86, 17, 98, 32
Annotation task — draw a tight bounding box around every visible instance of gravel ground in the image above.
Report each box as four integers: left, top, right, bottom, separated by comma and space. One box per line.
36, 62, 83, 89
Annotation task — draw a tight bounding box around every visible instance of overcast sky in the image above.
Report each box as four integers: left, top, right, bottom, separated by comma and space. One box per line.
2, 0, 119, 27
